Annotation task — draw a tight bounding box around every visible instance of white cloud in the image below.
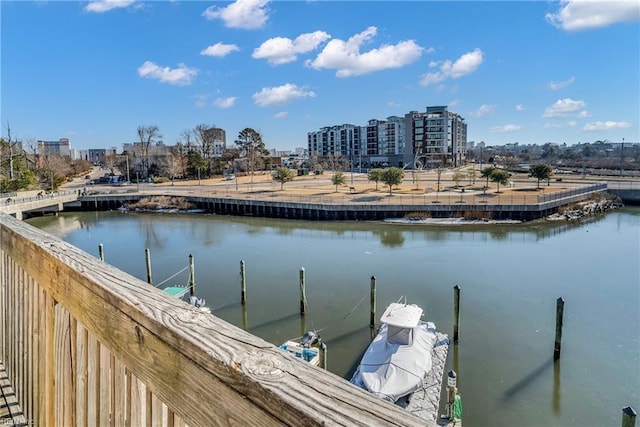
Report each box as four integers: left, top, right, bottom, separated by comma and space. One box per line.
583, 121, 632, 131
419, 48, 484, 86
490, 124, 522, 133
253, 31, 331, 65
194, 94, 208, 108
546, 0, 640, 31
137, 61, 198, 86
544, 121, 578, 129
515, 104, 525, 111
542, 98, 587, 118
547, 76, 575, 90
306, 26, 423, 77
388, 101, 401, 108
577, 110, 592, 118
201, 43, 240, 58
274, 112, 288, 119
252, 83, 316, 107
84, 0, 136, 13
469, 104, 495, 118
214, 97, 237, 108
202, 0, 269, 30
448, 99, 460, 108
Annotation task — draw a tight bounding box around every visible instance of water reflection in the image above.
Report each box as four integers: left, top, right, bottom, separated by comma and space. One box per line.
375, 229, 405, 247
29, 209, 619, 248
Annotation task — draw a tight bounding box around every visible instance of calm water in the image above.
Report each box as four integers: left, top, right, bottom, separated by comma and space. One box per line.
27, 209, 639, 426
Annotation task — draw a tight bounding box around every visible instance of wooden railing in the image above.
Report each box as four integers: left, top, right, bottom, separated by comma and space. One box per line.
0, 213, 429, 426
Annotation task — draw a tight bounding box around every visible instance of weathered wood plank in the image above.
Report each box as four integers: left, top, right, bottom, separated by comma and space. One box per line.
54, 304, 73, 426
1, 213, 429, 426
17, 265, 24, 420
114, 358, 126, 426
32, 278, 40, 426
26, 273, 33, 422
42, 290, 55, 427
128, 373, 145, 427
37, 286, 46, 427
76, 324, 89, 427
151, 394, 162, 426
100, 344, 111, 426
87, 333, 99, 425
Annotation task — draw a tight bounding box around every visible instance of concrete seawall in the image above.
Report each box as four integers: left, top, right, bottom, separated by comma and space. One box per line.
74, 182, 610, 222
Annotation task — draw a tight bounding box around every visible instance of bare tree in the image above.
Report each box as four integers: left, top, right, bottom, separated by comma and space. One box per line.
136, 125, 161, 178
162, 152, 184, 185
3, 122, 19, 180
170, 144, 188, 179
323, 153, 348, 172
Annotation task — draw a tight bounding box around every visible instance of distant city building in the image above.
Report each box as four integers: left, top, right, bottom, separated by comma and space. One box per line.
37, 138, 71, 157
88, 149, 107, 164
203, 127, 226, 157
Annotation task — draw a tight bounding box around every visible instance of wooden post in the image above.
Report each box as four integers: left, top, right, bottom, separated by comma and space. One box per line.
622, 406, 637, 427
554, 297, 564, 360
98, 244, 104, 262
240, 260, 246, 305
370, 276, 376, 329
454, 285, 461, 343
145, 248, 152, 285
188, 254, 195, 298
241, 304, 248, 331
319, 342, 327, 370
299, 267, 306, 315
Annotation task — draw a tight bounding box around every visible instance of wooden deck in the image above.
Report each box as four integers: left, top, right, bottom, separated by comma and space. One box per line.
406, 332, 449, 422
0, 361, 27, 426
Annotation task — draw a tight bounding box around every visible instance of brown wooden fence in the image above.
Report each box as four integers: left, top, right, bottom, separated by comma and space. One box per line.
0, 213, 429, 426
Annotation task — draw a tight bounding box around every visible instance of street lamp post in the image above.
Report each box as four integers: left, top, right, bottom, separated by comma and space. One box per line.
620, 137, 625, 176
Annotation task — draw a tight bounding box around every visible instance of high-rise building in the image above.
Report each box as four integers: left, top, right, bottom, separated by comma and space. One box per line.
406, 106, 467, 168
37, 138, 71, 157
204, 127, 226, 158
307, 124, 363, 162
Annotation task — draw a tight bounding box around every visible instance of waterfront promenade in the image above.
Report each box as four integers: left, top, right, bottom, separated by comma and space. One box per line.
68, 169, 617, 206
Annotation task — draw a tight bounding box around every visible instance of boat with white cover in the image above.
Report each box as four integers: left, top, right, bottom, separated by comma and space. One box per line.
350, 302, 440, 408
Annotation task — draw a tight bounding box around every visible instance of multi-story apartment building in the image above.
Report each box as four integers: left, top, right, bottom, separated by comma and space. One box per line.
88, 149, 107, 164
308, 107, 464, 169
406, 106, 467, 168
37, 138, 71, 157
203, 127, 226, 158
307, 124, 363, 166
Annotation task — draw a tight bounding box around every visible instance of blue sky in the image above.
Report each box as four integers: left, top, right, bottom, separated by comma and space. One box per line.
2, 0, 639, 153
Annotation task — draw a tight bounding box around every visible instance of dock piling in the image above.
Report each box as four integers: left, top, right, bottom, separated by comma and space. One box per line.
240, 260, 247, 305
320, 342, 328, 370
188, 254, 195, 297
554, 297, 564, 360
98, 243, 104, 261
453, 285, 461, 343
445, 370, 460, 421
370, 276, 377, 329
145, 248, 152, 285
299, 267, 306, 315
622, 406, 637, 427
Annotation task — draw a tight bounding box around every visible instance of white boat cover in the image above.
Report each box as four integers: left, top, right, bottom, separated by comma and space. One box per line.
351, 307, 437, 403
